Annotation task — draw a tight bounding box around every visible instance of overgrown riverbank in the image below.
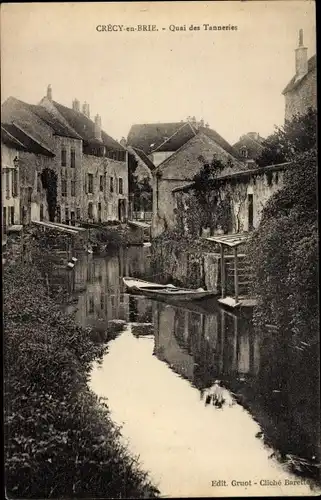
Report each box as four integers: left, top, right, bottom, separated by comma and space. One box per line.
4, 242, 159, 498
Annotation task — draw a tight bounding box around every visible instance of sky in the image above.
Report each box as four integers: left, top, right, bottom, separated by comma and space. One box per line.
1, 1, 316, 145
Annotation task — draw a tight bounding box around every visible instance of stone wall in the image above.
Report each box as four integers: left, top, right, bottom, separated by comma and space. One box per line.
284, 68, 317, 121
173, 167, 286, 236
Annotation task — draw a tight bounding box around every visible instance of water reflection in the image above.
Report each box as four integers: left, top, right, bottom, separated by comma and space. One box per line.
59, 249, 319, 494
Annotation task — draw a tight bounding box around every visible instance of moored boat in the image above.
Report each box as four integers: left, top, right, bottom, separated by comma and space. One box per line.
123, 277, 216, 302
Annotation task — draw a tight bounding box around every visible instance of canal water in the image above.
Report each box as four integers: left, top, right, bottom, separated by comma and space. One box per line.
62, 246, 320, 497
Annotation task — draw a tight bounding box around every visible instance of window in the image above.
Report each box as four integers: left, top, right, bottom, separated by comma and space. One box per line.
88, 202, 93, 219
100, 175, 104, 192
70, 148, 76, 168
56, 206, 61, 223
118, 177, 123, 195
40, 204, 44, 221
13, 170, 18, 197
6, 170, 10, 199
61, 147, 67, 166
248, 194, 254, 231
76, 208, 81, 220
65, 208, 69, 225
10, 206, 15, 225
61, 179, 67, 197
70, 211, 75, 226
89, 296, 94, 314
71, 180, 76, 197
240, 147, 248, 158
37, 172, 42, 193
110, 176, 114, 193
88, 174, 94, 194
98, 202, 102, 223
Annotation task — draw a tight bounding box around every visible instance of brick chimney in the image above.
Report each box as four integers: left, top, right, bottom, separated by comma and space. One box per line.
295, 29, 308, 80
47, 84, 52, 101
72, 98, 80, 112
94, 114, 102, 141
82, 102, 90, 118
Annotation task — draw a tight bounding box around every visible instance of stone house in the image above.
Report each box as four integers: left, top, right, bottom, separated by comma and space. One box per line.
1, 125, 23, 230
2, 122, 56, 225
232, 132, 265, 166
149, 125, 244, 237
1, 92, 83, 225
282, 29, 316, 121
172, 162, 289, 236
126, 145, 155, 218
43, 96, 128, 223
2, 86, 128, 224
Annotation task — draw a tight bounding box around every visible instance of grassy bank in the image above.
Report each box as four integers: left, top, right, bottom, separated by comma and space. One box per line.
4, 253, 159, 498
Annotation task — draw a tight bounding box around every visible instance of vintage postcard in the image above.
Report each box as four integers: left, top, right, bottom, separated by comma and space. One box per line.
2, 1, 319, 498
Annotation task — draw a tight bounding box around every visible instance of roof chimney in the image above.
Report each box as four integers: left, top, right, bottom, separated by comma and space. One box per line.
47, 84, 52, 101
94, 114, 102, 141
295, 29, 308, 79
72, 98, 80, 112
82, 102, 90, 118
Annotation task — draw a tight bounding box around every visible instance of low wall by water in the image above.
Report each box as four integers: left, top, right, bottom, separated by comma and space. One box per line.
150, 238, 249, 294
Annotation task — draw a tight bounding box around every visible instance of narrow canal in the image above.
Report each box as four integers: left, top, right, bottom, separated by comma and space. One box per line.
62, 246, 319, 497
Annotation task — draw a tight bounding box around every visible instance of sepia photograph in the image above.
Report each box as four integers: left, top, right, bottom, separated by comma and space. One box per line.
1, 1, 319, 498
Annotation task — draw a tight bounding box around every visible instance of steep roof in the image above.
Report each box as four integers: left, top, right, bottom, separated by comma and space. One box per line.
53, 101, 125, 151
1, 96, 80, 147
132, 147, 156, 171
233, 133, 264, 160
282, 54, 316, 94
28, 104, 81, 139
198, 127, 240, 160
1, 97, 58, 151
127, 122, 187, 153
1, 125, 27, 150
152, 122, 196, 152
1, 123, 55, 156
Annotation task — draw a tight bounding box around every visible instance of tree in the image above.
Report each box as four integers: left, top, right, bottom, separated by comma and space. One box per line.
192, 155, 233, 233
256, 108, 317, 167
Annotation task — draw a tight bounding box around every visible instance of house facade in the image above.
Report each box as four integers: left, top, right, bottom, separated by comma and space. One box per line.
1, 128, 22, 230
150, 126, 244, 237
282, 29, 317, 121
2, 86, 128, 225
232, 132, 265, 166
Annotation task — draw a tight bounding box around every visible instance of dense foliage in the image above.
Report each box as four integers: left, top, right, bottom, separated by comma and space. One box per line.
256, 108, 317, 167
175, 155, 234, 236
4, 254, 159, 498
40, 168, 58, 222
247, 142, 318, 451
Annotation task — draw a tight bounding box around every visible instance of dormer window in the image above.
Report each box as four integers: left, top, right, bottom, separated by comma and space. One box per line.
240, 147, 248, 158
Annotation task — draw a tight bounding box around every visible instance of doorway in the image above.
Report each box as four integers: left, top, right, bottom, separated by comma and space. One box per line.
118, 199, 126, 222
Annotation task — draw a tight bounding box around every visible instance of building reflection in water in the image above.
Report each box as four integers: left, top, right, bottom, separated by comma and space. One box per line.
152, 301, 259, 389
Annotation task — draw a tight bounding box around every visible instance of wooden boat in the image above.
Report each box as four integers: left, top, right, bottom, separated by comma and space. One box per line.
123, 277, 216, 302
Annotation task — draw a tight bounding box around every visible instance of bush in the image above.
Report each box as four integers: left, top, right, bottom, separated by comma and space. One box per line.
4, 259, 159, 498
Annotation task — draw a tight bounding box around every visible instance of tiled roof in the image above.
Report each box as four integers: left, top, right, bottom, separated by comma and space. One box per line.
132, 147, 156, 171
199, 127, 241, 160
2, 123, 55, 156
29, 104, 81, 139
233, 133, 264, 160
53, 101, 125, 151
127, 122, 187, 153
282, 54, 316, 94
152, 123, 196, 152
1, 125, 27, 150
1, 97, 78, 149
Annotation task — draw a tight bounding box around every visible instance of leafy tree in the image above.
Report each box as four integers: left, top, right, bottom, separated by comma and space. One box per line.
192, 155, 233, 234
40, 168, 58, 222
256, 108, 317, 167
